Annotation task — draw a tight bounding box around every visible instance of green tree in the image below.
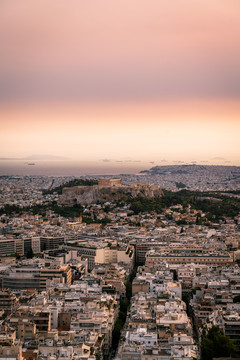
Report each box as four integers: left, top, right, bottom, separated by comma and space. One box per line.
112, 319, 123, 348
125, 281, 132, 301
233, 295, 240, 303
201, 325, 237, 360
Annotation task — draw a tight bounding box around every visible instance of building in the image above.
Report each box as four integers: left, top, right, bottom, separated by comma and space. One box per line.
224, 313, 240, 354
40, 265, 72, 291
34, 311, 51, 332
17, 319, 36, 342
0, 239, 15, 257
146, 249, 232, 266
0, 289, 18, 312
131, 241, 161, 265
2, 263, 72, 292
40, 236, 64, 252
0, 345, 22, 360
23, 238, 32, 257
0, 237, 40, 258
2, 267, 41, 291
31, 237, 41, 254
98, 178, 122, 187
15, 239, 24, 257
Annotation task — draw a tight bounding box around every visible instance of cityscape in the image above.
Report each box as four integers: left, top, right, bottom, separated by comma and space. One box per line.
0, 172, 240, 359
1, 1, 240, 360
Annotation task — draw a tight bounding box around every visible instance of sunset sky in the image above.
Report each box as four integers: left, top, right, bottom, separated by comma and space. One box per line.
1, 0, 240, 166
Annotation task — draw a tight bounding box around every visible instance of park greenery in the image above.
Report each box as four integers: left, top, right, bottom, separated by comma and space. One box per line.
175, 182, 187, 189
200, 325, 237, 360
0, 202, 111, 225
128, 189, 240, 220
1, 189, 240, 223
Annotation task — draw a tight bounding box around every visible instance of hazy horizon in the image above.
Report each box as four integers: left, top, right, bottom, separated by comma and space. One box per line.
1, 158, 239, 178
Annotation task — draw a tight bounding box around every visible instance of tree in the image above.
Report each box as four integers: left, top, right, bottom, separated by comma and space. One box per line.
233, 295, 240, 303
201, 325, 237, 360
125, 281, 132, 301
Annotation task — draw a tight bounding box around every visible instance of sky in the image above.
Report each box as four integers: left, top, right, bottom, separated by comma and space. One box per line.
1, 0, 240, 166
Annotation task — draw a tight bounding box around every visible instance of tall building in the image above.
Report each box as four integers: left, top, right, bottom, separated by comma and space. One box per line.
0, 239, 15, 257
40, 236, 64, 252
2, 267, 41, 291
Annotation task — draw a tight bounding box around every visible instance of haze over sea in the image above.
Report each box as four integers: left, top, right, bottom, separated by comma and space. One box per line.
0, 160, 152, 177
1, 159, 238, 177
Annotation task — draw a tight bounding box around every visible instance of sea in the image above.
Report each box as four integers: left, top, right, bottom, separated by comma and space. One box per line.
0, 160, 152, 177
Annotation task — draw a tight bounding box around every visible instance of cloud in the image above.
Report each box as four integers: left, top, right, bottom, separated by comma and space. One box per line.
212, 157, 226, 160
124, 160, 141, 163
0, 154, 66, 160
101, 159, 111, 162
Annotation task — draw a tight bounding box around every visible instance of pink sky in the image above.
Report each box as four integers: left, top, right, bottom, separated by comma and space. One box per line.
0, 0, 240, 164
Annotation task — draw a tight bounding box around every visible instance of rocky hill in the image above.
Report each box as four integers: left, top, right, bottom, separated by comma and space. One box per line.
59, 182, 163, 205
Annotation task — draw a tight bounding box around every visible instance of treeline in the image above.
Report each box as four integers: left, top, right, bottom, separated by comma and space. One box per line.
0, 202, 112, 225
129, 189, 240, 220
42, 178, 98, 195
221, 189, 240, 195
1, 189, 240, 221
112, 266, 137, 352
0, 202, 84, 218
0, 204, 22, 216
175, 182, 187, 189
